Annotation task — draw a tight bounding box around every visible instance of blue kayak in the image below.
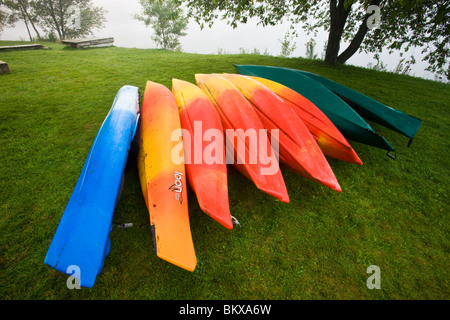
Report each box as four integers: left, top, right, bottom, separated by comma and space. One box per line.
44, 85, 140, 288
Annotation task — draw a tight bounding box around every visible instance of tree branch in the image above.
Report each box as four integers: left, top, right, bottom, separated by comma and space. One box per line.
325, 0, 352, 64
337, 0, 381, 64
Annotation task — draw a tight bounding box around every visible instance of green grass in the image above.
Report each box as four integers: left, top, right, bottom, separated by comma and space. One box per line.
1, 41, 449, 300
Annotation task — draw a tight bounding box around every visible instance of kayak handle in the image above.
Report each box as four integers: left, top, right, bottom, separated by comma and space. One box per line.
231, 216, 241, 228
407, 138, 413, 148
386, 150, 397, 160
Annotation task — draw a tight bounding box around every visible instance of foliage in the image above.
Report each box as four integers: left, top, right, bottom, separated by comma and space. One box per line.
1, 0, 106, 40
134, 0, 189, 51
360, 0, 449, 77
393, 56, 416, 75
305, 38, 318, 60
0, 6, 8, 35
1, 0, 41, 40
33, 0, 106, 40
279, 30, 297, 58
178, 0, 449, 77
367, 53, 388, 72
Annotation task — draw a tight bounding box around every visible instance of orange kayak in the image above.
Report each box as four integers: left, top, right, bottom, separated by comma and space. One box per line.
220, 74, 341, 193
249, 76, 362, 166
195, 74, 289, 203
137, 80, 197, 272
172, 79, 233, 230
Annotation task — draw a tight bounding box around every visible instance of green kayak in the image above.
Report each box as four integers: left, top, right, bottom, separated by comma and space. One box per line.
235, 64, 395, 154
296, 69, 422, 145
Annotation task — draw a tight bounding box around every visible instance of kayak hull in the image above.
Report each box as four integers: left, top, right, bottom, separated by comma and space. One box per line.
249, 76, 362, 166
172, 79, 233, 230
44, 85, 140, 288
296, 69, 422, 142
196, 74, 290, 203
137, 81, 197, 272
234, 65, 395, 153
219, 73, 341, 192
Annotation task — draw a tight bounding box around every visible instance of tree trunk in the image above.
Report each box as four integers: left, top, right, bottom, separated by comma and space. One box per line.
23, 17, 33, 41
337, 0, 381, 64
19, 1, 41, 39
58, 0, 66, 40
325, 0, 382, 65
324, 0, 352, 64
45, 0, 63, 39
17, 2, 33, 41
336, 18, 369, 64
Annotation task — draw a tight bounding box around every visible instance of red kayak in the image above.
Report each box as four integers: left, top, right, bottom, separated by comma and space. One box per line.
196, 74, 290, 203
220, 73, 341, 192
172, 79, 233, 230
250, 76, 362, 166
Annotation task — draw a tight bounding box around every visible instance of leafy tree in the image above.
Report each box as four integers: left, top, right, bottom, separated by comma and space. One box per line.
135, 0, 189, 51
279, 30, 297, 57
393, 55, 416, 75
367, 53, 388, 71
0, 6, 9, 35
33, 0, 106, 40
179, 0, 449, 77
1, 0, 41, 40
305, 38, 318, 60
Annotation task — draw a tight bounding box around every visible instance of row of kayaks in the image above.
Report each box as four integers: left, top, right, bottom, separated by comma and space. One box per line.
235, 65, 422, 154
45, 65, 422, 287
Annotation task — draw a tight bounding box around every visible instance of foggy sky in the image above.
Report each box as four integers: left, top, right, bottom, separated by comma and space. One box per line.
0, 0, 436, 80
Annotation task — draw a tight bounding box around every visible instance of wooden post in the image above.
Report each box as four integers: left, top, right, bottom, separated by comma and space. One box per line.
0, 61, 11, 74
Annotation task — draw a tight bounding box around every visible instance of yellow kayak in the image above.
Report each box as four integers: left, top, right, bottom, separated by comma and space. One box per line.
137, 81, 197, 272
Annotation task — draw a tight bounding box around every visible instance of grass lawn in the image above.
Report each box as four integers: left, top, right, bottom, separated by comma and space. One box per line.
0, 41, 449, 300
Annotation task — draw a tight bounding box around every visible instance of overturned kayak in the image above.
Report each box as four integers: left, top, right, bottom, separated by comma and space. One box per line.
172, 79, 233, 230
44, 85, 140, 288
219, 73, 341, 192
296, 69, 422, 144
247, 75, 363, 166
137, 81, 197, 272
196, 74, 290, 203
235, 64, 395, 155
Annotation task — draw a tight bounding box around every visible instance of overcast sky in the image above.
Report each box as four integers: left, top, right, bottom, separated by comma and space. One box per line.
1, 0, 437, 80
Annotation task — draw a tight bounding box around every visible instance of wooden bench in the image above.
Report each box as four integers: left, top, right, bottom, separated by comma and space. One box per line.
0, 61, 11, 74
0, 44, 44, 51
62, 37, 114, 48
